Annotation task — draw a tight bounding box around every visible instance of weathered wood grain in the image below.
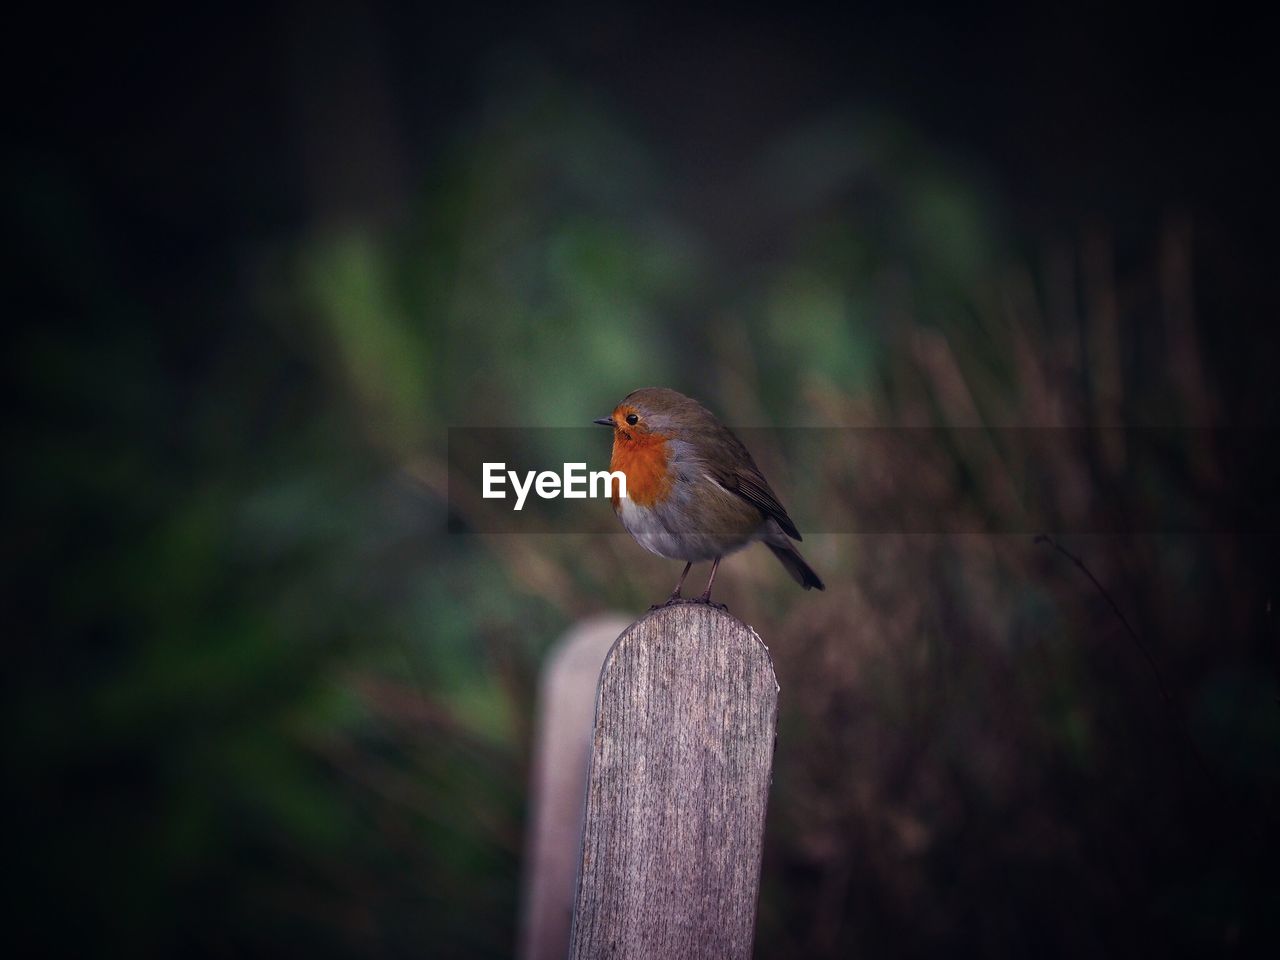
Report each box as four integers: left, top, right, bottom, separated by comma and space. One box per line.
519, 614, 633, 960
568, 604, 780, 960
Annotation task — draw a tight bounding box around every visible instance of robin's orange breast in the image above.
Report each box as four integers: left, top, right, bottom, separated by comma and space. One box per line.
610, 433, 672, 509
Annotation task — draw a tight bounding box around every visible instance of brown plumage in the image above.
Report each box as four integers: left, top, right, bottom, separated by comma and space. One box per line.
594, 387, 824, 604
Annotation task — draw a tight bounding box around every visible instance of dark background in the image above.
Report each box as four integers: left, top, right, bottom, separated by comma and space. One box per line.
6, 2, 1278, 957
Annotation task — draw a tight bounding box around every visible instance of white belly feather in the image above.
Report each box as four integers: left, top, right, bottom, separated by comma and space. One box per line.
616, 496, 756, 562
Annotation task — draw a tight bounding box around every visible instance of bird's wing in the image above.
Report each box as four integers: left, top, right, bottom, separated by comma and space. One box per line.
707, 440, 803, 541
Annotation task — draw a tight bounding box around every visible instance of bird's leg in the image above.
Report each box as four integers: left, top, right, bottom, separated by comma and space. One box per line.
695, 557, 727, 609
660, 561, 693, 606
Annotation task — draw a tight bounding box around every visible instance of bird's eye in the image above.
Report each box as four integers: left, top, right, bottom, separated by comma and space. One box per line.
625, 413, 639, 425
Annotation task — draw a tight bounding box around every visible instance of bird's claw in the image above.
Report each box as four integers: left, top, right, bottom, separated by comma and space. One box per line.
647, 596, 728, 612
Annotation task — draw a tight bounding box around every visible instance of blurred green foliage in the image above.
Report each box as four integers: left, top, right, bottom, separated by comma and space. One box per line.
8, 62, 1278, 959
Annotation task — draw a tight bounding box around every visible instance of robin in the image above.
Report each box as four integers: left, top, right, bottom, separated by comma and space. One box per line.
594, 387, 824, 604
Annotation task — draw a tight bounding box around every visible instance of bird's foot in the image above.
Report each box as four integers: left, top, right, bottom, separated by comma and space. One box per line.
690, 595, 728, 611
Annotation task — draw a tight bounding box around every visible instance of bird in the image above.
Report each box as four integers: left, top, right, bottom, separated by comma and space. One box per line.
594, 387, 824, 605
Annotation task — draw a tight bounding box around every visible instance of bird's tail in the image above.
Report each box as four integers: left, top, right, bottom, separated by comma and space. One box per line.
768, 541, 825, 590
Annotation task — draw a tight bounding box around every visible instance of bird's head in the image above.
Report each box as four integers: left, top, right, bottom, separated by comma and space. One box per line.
592, 387, 708, 443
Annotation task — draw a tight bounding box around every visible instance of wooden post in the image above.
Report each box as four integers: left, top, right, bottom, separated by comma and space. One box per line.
519, 614, 633, 960
568, 604, 780, 960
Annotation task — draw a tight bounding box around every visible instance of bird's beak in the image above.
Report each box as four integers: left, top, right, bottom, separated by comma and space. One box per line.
593, 416, 615, 427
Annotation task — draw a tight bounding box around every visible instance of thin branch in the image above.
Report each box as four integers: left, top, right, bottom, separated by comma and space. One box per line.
1034, 533, 1171, 703
1034, 533, 1221, 788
